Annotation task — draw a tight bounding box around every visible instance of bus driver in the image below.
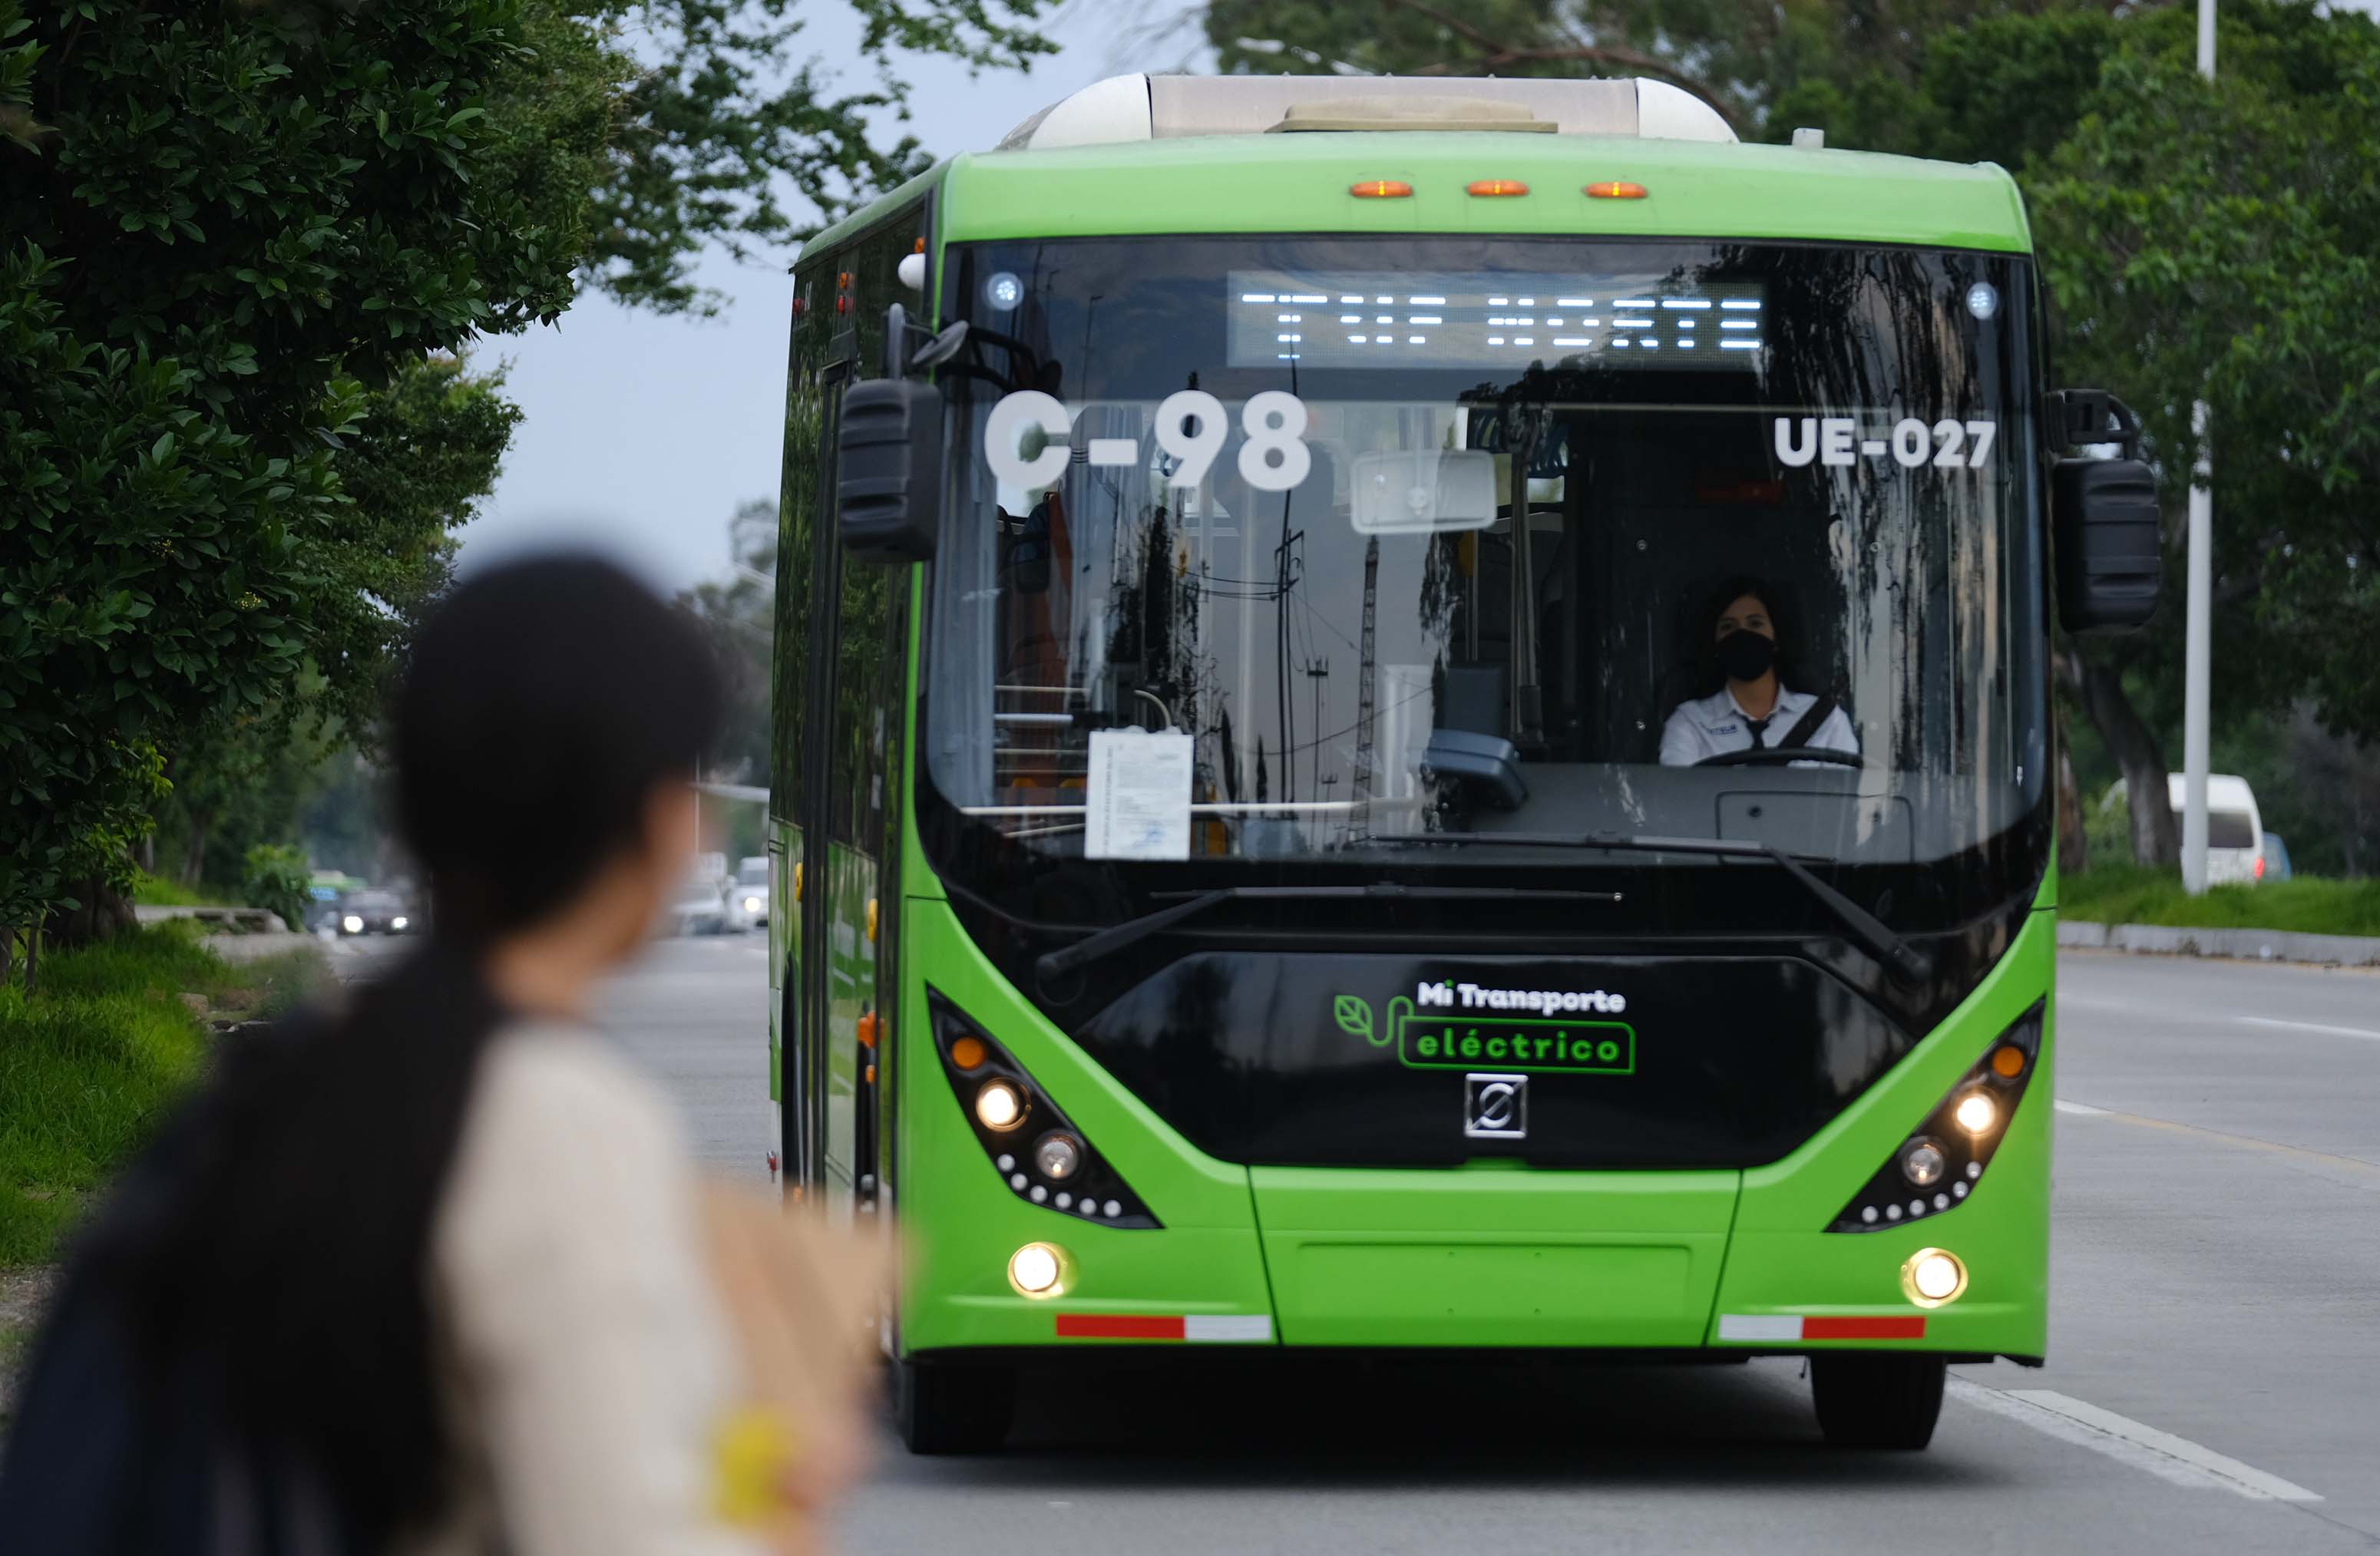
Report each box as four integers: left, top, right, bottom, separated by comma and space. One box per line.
1659, 576, 1859, 765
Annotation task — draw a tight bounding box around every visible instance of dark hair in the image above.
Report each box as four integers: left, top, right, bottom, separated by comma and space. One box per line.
97, 555, 722, 1541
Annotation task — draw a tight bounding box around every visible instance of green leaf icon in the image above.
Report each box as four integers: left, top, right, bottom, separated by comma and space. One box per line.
1333, 995, 1380, 1044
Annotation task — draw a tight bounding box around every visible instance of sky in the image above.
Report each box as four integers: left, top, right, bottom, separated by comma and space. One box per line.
459, 2, 1206, 593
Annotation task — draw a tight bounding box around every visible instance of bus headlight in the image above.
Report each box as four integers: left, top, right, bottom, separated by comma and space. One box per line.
1902, 1247, 1968, 1307
930, 992, 1159, 1229
973, 1079, 1026, 1132
342, 915, 363, 933
1829, 1002, 2043, 1234
1008, 1241, 1071, 1298
1034, 1133, 1082, 1181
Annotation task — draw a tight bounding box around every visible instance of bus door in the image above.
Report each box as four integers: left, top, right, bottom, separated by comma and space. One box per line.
815, 552, 892, 1198
775, 255, 838, 1201
808, 209, 924, 1208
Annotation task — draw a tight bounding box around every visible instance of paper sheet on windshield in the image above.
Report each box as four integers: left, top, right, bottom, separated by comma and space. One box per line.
1085, 729, 1192, 861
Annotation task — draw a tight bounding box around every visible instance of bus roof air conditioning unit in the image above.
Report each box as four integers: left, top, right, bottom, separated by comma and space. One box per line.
997, 74, 1736, 150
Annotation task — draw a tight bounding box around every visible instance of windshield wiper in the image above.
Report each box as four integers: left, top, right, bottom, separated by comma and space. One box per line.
1035, 881, 1623, 984
1369, 831, 1932, 984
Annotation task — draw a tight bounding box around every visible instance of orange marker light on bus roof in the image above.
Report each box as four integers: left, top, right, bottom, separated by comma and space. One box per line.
1466, 179, 1529, 197
1350, 179, 1413, 198
1585, 181, 1650, 199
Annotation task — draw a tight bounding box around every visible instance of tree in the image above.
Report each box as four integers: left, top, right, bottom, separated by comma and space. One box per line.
2030, 2, 2380, 860
3, 0, 1054, 967
2, 1, 607, 967
578, 0, 1054, 312
680, 498, 777, 789
311, 355, 523, 742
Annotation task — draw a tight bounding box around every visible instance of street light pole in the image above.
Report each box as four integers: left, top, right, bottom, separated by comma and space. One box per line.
2180, 0, 2216, 894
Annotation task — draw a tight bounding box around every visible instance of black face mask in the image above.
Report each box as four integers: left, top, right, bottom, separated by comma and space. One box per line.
1716, 629, 1778, 683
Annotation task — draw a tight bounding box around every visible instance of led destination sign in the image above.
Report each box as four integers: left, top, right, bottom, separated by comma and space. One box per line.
1332, 989, 1635, 1075
1229, 272, 1765, 371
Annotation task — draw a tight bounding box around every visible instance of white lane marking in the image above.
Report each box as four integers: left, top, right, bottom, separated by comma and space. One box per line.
2239, 1015, 2380, 1042
1948, 1381, 2322, 1501
2011, 1390, 2326, 1502
2054, 1100, 2109, 1116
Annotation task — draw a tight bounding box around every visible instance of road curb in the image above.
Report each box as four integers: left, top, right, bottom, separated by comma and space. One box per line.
2056, 918, 2380, 968
203, 930, 326, 966
133, 904, 293, 933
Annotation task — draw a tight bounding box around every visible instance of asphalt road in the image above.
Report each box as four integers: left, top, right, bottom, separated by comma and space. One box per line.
342, 933, 2380, 1553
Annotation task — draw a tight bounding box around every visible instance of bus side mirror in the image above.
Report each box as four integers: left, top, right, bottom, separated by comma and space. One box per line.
837, 301, 959, 563
838, 378, 940, 563
2048, 389, 2160, 634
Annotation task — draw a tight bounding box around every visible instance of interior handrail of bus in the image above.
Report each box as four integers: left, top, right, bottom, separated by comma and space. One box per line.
1370, 831, 1933, 985
1033, 880, 1625, 985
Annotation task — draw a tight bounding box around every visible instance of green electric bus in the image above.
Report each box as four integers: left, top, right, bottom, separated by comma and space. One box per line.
766, 74, 2159, 1454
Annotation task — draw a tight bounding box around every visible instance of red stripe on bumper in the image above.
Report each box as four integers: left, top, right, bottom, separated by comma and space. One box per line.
1054, 1313, 1186, 1340
1801, 1315, 1928, 1340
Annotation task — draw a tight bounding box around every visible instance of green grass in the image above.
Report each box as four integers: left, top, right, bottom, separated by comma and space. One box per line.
129, 868, 231, 907
2060, 866, 2380, 937
0, 927, 326, 1269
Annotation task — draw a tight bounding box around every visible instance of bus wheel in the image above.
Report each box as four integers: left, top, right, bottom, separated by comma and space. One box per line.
1810, 1353, 1946, 1449
895, 1359, 1015, 1455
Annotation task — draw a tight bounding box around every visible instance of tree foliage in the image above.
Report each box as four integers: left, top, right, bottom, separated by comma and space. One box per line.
2032, 3, 2380, 740
1, 0, 605, 954
3, 0, 1053, 958
580, 0, 1054, 313
680, 498, 777, 788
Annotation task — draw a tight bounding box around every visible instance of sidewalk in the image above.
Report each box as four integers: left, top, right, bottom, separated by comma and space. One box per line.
131, 904, 319, 965
2057, 918, 2380, 968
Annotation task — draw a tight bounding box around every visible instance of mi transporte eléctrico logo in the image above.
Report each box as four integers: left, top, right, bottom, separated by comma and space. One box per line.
1330, 983, 1636, 1075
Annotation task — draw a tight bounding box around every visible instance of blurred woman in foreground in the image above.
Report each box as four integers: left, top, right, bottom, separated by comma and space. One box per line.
2, 557, 871, 1554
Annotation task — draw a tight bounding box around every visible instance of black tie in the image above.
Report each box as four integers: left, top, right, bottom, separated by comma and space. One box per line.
1746, 715, 1772, 750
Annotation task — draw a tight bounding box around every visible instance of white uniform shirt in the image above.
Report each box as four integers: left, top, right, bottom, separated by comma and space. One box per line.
1659, 684, 1859, 767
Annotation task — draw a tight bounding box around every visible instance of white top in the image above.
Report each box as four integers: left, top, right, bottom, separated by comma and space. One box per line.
1659, 684, 1859, 767
402, 1023, 762, 1556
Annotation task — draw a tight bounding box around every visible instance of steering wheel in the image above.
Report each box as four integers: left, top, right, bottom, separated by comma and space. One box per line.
1694, 747, 1863, 769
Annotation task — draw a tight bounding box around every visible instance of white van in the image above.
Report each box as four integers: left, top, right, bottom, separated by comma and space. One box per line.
2166, 773, 2267, 884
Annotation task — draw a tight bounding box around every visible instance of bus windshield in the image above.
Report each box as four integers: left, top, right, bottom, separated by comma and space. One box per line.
925, 236, 2043, 878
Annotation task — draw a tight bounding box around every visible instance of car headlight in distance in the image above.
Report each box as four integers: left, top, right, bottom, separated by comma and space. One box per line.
342, 915, 363, 933
1829, 1001, 2044, 1233
391, 915, 408, 931
743, 896, 763, 912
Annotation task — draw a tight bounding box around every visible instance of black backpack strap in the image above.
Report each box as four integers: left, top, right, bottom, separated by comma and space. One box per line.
1779, 695, 1840, 750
